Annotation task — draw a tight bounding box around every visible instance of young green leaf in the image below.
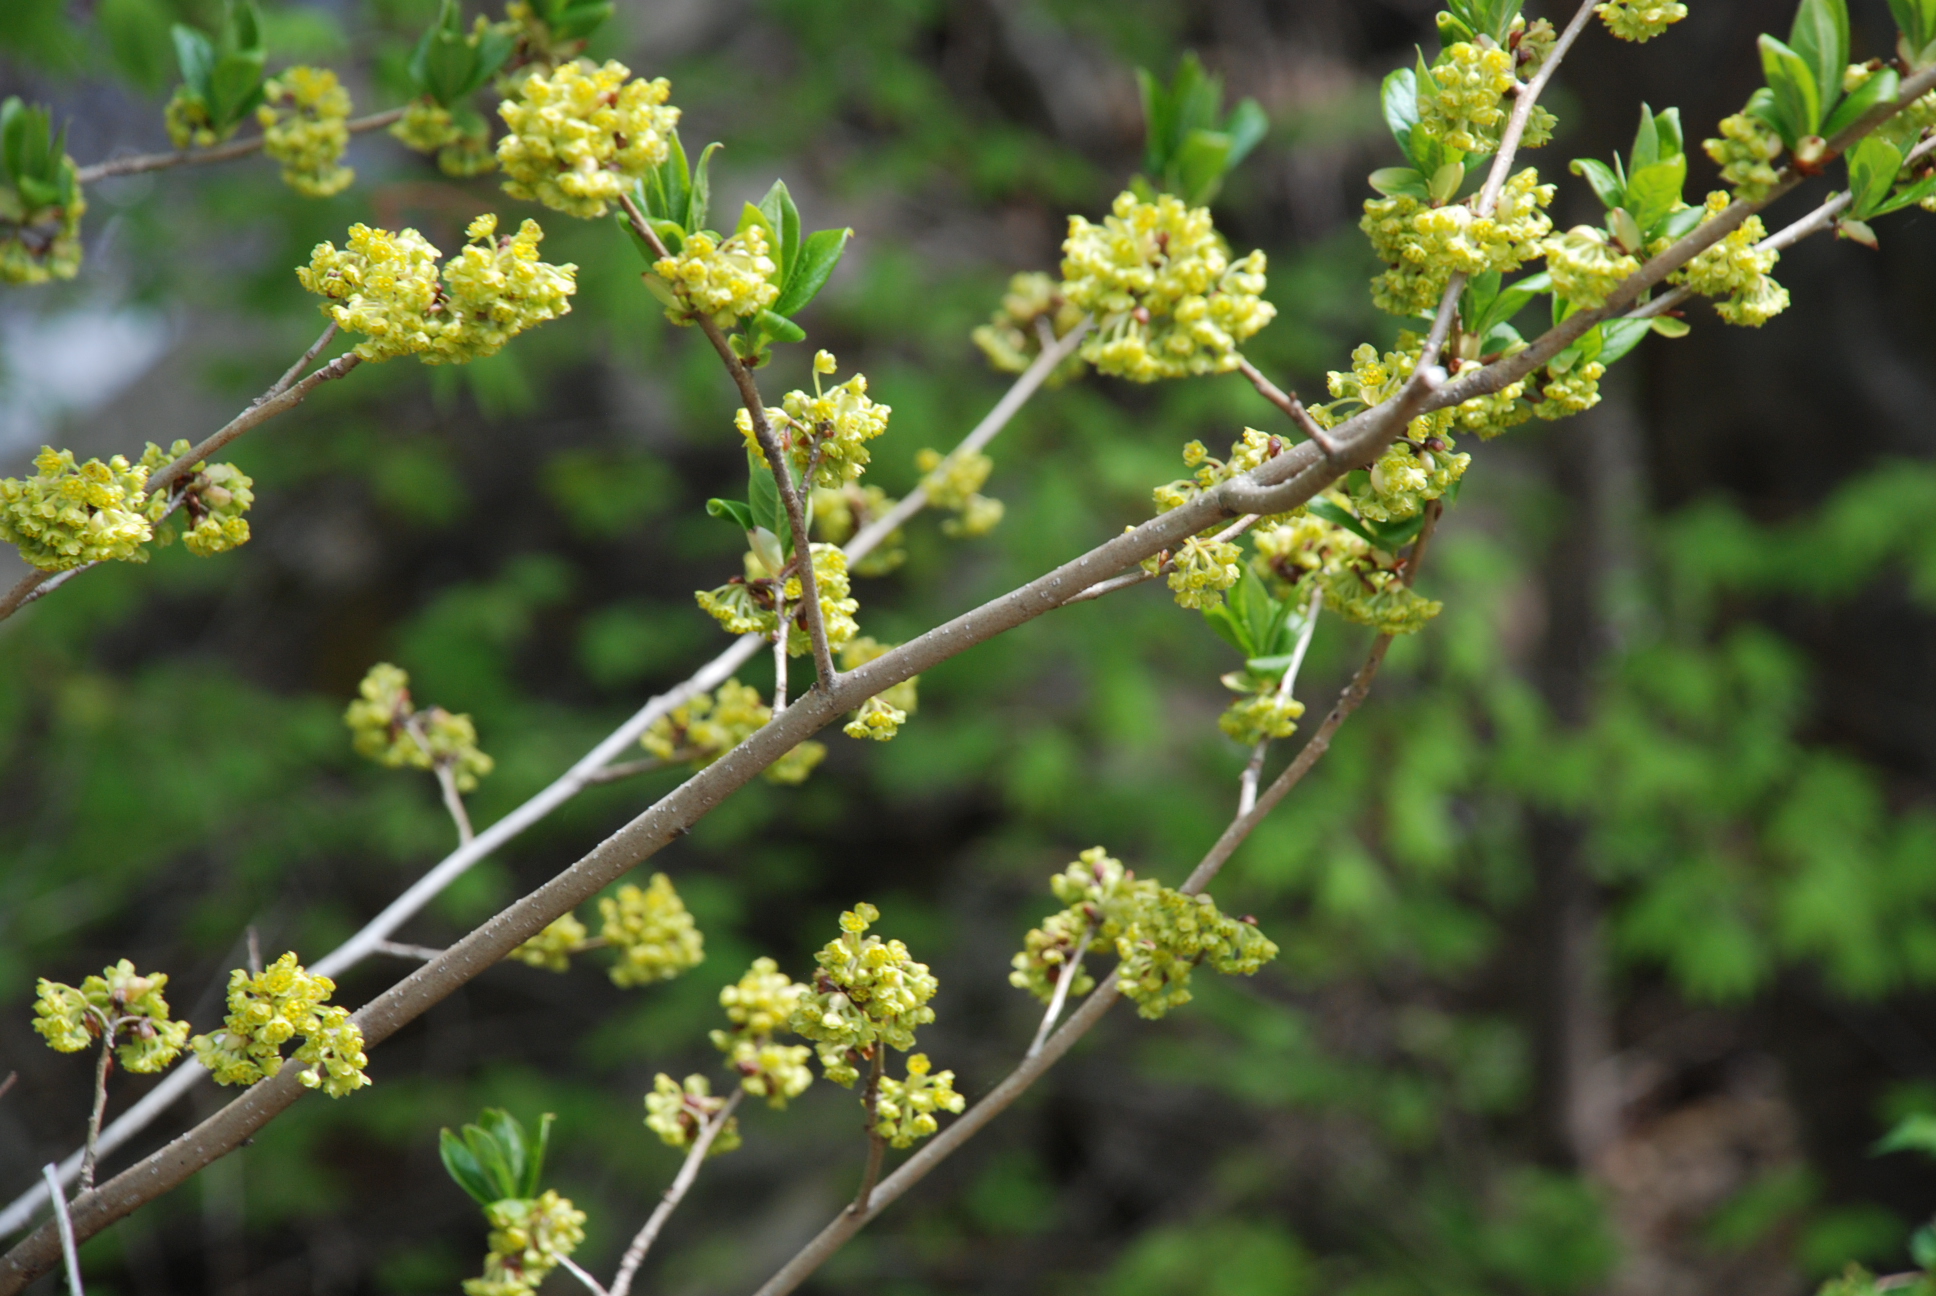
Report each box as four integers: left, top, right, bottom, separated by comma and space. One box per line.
1875, 1112, 1936, 1158
1823, 66, 1899, 138
1381, 68, 1421, 168
1368, 166, 1430, 199
1596, 316, 1654, 367
1787, 0, 1850, 119
1759, 33, 1823, 144
1309, 498, 1377, 546
1571, 157, 1626, 212
747, 448, 783, 542
1869, 170, 1936, 217
688, 141, 720, 233
1625, 156, 1688, 235
1846, 135, 1904, 218
771, 226, 850, 319
171, 24, 215, 100
1174, 128, 1236, 204
706, 498, 756, 531
1224, 98, 1269, 171
756, 309, 806, 344
439, 1128, 497, 1206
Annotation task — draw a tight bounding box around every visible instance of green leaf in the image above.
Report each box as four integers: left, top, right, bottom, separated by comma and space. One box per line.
756, 180, 799, 286
99, 0, 177, 94
1912, 1224, 1936, 1271
1570, 157, 1626, 212
1478, 271, 1550, 337
1381, 68, 1421, 167
1887, 0, 1936, 52
771, 226, 850, 319
688, 141, 720, 233
1428, 160, 1464, 204
706, 497, 755, 530
1630, 104, 1661, 171
206, 48, 265, 127
1597, 317, 1654, 367
1649, 314, 1690, 337
1846, 135, 1904, 218
1653, 105, 1684, 161
735, 200, 775, 246
1759, 33, 1823, 144
1136, 66, 1172, 177
1875, 1113, 1936, 1158
438, 1128, 496, 1207
1823, 66, 1899, 138
1309, 498, 1376, 546
1368, 166, 1429, 198
645, 130, 689, 226
756, 309, 806, 343
1625, 157, 1688, 235
1788, 0, 1850, 120
1201, 602, 1248, 655
1173, 127, 1235, 203
747, 448, 782, 539
1224, 98, 1268, 170
171, 23, 215, 99
1655, 203, 1706, 241
1461, 271, 1501, 331
1364, 511, 1430, 551
1871, 170, 1936, 216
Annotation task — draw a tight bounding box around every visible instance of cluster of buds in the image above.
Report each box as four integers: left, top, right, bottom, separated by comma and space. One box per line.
33, 960, 189, 1074
299, 216, 577, 365
695, 543, 859, 659
711, 958, 815, 1108
812, 482, 905, 575
598, 873, 705, 988
507, 913, 588, 973
644, 1073, 741, 1155
1249, 507, 1445, 637
0, 447, 162, 570
461, 1191, 588, 1296
872, 1054, 965, 1148
790, 903, 941, 1087
1061, 191, 1276, 381
839, 636, 918, 742
256, 66, 354, 197
1596, 0, 1689, 43
0, 97, 86, 284
496, 59, 679, 218
747, 351, 893, 489
390, 100, 494, 177
915, 447, 1004, 538
191, 952, 370, 1097
970, 271, 1089, 384
1361, 169, 1554, 316
1670, 192, 1790, 327
343, 662, 495, 792
652, 228, 779, 328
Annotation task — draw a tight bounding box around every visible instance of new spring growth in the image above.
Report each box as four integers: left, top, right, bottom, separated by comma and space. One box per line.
971, 271, 1089, 384
256, 67, 354, 197
790, 904, 941, 1087
1670, 192, 1790, 326
711, 958, 815, 1108
840, 637, 918, 742
645, 1074, 741, 1155
1597, 0, 1689, 43
872, 1054, 964, 1149
497, 58, 679, 218
1362, 168, 1554, 316
344, 662, 495, 791
915, 446, 1004, 538
1009, 848, 1278, 1020
653, 227, 780, 327
392, 100, 493, 178
1249, 504, 1445, 637
33, 960, 189, 1074
695, 544, 860, 658
1318, 339, 1472, 522
639, 678, 827, 785
463, 1193, 587, 1296
0, 441, 258, 571
813, 483, 906, 575
191, 952, 370, 1097
1061, 191, 1275, 381
599, 873, 705, 987
0, 96, 85, 284
742, 351, 892, 489
508, 913, 588, 972
299, 215, 577, 364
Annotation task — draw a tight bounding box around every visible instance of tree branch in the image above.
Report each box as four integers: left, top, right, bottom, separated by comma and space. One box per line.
73, 108, 408, 185
605, 1089, 742, 1296
38, 1170, 79, 1296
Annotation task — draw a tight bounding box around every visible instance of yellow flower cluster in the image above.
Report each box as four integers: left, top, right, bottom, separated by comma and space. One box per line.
1670, 193, 1789, 327
496, 59, 679, 218
390, 100, 494, 177
1543, 225, 1639, 308
970, 271, 1089, 383
191, 952, 370, 1098
839, 636, 917, 742
745, 352, 892, 488
711, 957, 815, 1108
181, 461, 254, 556
1361, 168, 1554, 315
1250, 508, 1445, 636
1061, 191, 1275, 381
915, 447, 1004, 537
784, 544, 860, 657
1008, 847, 1278, 1020
0, 176, 85, 285
1319, 340, 1470, 521
0, 447, 161, 570
507, 913, 588, 972
652, 227, 779, 327
1161, 534, 1243, 610
1444, 358, 1533, 440
790, 903, 940, 1087
812, 483, 905, 574
642, 677, 770, 765
1219, 691, 1305, 746
1151, 428, 1289, 515
256, 66, 354, 197
599, 873, 705, 988
1534, 360, 1607, 420
165, 89, 227, 150
33, 960, 189, 1073
1596, 0, 1688, 42
1703, 112, 1785, 202
299, 216, 577, 364
343, 662, 495, 791
461, 1191, 587, 1296
1114, 887, 1278, 1019
1416, 43, 1517, 155
644, 1073, 741, 1155
873, 1053, 965, 1148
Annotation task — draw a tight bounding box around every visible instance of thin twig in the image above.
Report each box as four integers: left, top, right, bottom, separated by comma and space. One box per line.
557, 1256, 609, 1296
1236, 357, 1334, 452
1477, 0, 1598, 214
0, 1074, 15, 1103
38, 1169, 79, 1296
771, 627, 790, 714
580, 756, 672, 786
73, 107, 407, 184
606, 1089, 742, 1296
1026, 934, 1091, 1059
245, 928, 262, 977
852, 1050, 888, 1214
0, 572, 51, 621
263, 323, 339, 402
433, 764, 476, 845
78, 1040, 112, 1194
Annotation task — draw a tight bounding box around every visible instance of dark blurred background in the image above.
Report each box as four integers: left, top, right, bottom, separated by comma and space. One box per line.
5, 1, 1936, 1294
